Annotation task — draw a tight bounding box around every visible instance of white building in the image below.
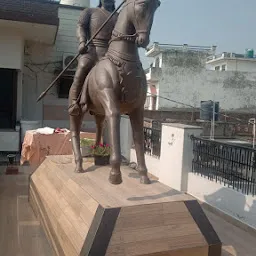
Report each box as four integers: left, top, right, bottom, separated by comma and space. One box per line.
144, 42, 256, 112
144, 43, 215, 110
206, 50, 256, 72
0, 0, 91, 152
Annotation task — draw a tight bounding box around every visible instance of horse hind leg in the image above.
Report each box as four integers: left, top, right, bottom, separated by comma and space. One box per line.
70, 109, 86, 173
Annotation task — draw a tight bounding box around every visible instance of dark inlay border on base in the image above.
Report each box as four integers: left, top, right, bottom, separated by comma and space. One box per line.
184, 200, 222, 256
80, 205, 121, 256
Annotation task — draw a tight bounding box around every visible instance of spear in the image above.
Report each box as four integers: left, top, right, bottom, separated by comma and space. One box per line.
37, 0, 125, 102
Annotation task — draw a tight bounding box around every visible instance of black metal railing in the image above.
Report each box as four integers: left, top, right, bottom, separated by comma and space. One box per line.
191, 136, 256, 196
144, 127, 161, 158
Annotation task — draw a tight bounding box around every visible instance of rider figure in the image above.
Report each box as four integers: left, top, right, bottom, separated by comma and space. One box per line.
68, 0, 118, 116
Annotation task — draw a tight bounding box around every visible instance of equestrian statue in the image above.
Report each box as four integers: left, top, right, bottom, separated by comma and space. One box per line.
37, 0, 160, 185
74, 0, 161, 185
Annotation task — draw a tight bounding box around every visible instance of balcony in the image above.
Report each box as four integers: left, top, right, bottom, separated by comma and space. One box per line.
0, 0, 59, 44
145, 66, 162, 82
206, 52, 256, 63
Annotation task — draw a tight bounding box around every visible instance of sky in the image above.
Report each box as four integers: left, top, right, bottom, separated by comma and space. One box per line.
90, 0, 256, 67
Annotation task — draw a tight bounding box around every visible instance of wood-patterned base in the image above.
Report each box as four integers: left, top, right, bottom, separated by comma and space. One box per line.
29, 155, 222, 256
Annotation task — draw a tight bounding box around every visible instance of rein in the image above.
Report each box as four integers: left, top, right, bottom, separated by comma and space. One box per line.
108, 0, 148, 45
109, 30, 137, 44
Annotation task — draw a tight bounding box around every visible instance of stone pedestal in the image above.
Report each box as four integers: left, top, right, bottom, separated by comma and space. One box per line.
29, 155, 221, 256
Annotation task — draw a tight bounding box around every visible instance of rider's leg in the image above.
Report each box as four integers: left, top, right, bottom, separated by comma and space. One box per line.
68, 55, 94, 116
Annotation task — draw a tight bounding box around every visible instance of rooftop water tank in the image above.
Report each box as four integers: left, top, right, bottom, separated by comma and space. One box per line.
200, 100, 219, 121
60, 0, 90, 8
245, 48, 254, 58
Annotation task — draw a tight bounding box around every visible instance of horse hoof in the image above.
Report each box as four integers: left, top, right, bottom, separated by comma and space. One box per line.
74, 166, 86, 173
109, 172, 122, 185
140, 175, 151, 184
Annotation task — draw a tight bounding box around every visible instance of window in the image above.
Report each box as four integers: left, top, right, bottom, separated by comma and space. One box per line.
215, 66, 220, 71
221, 64, 226, 71
152, 96, 157, 110
57, 76, 73, 98
155, 57, 160, 68
144, 97, 150, 109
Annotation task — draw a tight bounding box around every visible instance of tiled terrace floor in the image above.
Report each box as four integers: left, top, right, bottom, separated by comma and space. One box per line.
0, 165, 255, 256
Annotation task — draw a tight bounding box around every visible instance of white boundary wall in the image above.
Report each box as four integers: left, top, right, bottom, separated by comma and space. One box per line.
127, 122, 256, 230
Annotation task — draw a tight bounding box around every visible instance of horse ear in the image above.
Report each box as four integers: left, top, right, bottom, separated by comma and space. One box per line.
148, 0, 161, 6
151, 0, 161, 7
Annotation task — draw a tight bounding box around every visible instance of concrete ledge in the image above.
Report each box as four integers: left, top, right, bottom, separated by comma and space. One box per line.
187, 173, 256, 231
162, 123, 203, 129
200, 201, 256, 237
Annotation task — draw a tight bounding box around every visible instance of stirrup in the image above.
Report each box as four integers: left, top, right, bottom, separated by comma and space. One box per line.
68, 102, 81, 116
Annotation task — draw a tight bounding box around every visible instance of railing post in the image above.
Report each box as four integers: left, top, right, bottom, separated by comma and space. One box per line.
159, 123, 203, 192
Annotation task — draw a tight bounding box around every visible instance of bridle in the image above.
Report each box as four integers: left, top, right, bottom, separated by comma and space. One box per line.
109, 0, 149, 44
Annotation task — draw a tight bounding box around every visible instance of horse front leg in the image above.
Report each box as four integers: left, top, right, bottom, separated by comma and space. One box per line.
70, 113, 85, 173
100, 88, 122, 185
129, 107, 151, 184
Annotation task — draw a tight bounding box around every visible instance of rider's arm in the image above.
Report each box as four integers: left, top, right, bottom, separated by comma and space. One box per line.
77, 8, 91, 44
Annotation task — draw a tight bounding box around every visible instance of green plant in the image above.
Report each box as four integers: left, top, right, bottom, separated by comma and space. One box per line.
91, 144, 111, 156
80, 138, 95, 147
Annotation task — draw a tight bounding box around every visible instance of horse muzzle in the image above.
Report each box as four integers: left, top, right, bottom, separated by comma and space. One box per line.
136, 33, 150, 48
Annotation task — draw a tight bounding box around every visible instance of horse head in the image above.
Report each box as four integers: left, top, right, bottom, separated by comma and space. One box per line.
129, 0, 161, 48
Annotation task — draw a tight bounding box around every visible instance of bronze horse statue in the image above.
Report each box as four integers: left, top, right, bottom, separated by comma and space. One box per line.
71, 0, 161, 185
